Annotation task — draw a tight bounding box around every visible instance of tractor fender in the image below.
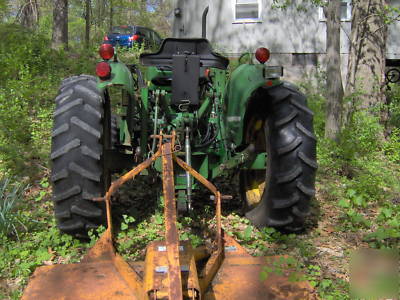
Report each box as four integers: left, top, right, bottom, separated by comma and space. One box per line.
223, 63, 268, 147
96, 61, 135, 96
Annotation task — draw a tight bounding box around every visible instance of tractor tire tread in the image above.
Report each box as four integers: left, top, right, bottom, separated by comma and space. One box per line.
68, 162, 101, 182
290, 99, 314, 116
296, 122, 317, 140
51, 168, 69, 182
244, 84, 317, 231
60, 75, 97, 92
54, 98, 83, 117
272, 193, 300, 209
84, 104, 102, 119
297, 181, 316, 197
53, 185, 81, 203
52, 123, 69, 138
71, 201, 103, 218
50, 138, 81, 160
277, 136, 302, 155
292, 205, 311, 218
58, 219, 85, 232
274, 110, 298, 127
55, 89, 73, 104
81, 145, 101, 160
71, 116, 102, 138
51, 75, 106, 236
276, 165, 302, 184
298, 151, 318, 169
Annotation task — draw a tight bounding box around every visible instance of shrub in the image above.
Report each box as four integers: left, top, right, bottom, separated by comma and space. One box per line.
0, 23, 96, 177
382, 128, 400, 163
386, 83, 400, 128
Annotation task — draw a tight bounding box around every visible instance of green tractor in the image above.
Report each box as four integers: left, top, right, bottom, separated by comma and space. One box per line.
50, 23, 316, 238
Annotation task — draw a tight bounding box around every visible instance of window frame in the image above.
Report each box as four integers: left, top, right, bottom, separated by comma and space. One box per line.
318, 0, 352, 22
232, 0, 262, 24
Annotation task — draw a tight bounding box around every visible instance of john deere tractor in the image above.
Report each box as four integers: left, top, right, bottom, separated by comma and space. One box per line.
50, 27, 316, 238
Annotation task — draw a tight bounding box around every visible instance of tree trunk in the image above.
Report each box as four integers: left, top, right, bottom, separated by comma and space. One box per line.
109, 0, 113, 31
345, 0, 387, 113
19, 0, 39, 29
324, 0, 344, 141
51, 0, 68, 50
85, 0, 90, 48
140, 0, 147, 13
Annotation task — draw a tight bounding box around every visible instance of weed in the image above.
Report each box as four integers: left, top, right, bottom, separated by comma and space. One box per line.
337, 188, 371, 230
364, 202, 400, 249
386, 83, 400, 127
116, 215, 164, 259
0, 177, 28, 237
0, 223, 87, 297
383, 127, 400, 163
260, 256, 303, 281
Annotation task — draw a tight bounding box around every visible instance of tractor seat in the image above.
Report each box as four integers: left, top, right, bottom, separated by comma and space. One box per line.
140, 38, 229, 70
141, 38, 229, 106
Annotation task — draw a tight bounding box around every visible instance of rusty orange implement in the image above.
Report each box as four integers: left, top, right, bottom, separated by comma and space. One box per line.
22, 133, 317, 300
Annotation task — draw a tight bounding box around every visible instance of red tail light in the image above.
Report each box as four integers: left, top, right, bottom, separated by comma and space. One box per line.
129, 34, 139, 41
255, 47, 270, 64
104, 36, 109, 41
99, 43, 114, 60
96, 62, 111, 79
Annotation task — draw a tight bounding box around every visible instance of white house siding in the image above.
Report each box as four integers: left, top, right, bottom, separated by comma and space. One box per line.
172, 0, 400, 83
387, 0, 400, 60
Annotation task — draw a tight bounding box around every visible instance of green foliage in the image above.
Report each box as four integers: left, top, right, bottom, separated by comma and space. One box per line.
260, 256, 302, 281
339, 111, 383, 158
0, 200, 88, 298
0, 23, 95, 176
0, 226, 86, 296
317, 106, 399, 199
364, 202, 400, 249
116, 214, 164, 259
260, 257, 350, 299
0, 177, 28, 237
382, 5, 400, 25
0, 0, 9, 25
386, 83, 400, 127
271, 0, 325, 11
382, 128, 400, 163
315, 96, 400, 246
306, 92, 326, 138
337, 189, 371, 230
0, 5, 398, 300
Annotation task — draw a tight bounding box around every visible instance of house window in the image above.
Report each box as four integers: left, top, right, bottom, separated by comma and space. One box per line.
319, 0, 352, 22
292, 54, 318, 66
233, 0, 262, 23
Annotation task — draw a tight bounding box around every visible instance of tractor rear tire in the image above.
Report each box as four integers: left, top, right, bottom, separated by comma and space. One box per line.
51, 75, 108, 237
240, 83, 317, 232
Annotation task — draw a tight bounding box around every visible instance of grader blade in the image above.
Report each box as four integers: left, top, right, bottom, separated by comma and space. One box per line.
23, 133, 317, 300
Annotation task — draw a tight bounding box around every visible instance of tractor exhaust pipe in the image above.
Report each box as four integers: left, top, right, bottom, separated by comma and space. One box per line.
202, 6, 209, 38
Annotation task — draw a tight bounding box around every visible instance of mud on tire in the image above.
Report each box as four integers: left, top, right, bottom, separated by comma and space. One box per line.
241, 83, 317, 232
51, 75, 107, 236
